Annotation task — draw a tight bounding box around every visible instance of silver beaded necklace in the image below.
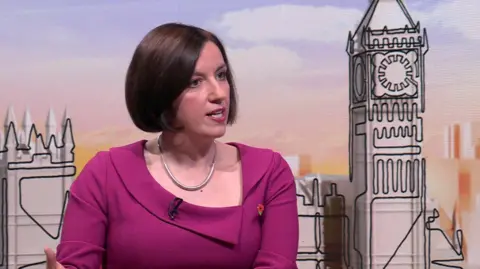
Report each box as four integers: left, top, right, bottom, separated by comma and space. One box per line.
157, 135, 216, 192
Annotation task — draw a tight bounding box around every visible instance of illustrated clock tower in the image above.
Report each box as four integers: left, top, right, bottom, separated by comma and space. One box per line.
346, 0, 429, 268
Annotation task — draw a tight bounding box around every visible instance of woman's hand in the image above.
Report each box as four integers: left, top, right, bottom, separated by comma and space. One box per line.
45, 247, 65, 269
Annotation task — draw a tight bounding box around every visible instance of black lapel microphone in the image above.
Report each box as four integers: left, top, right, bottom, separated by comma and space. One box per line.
168, 197, 183, 220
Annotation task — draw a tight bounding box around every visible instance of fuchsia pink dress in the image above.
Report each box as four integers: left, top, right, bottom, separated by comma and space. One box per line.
56, 140, 299, 269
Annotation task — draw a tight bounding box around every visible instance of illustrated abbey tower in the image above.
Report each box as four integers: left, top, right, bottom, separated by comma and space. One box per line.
347, 0, 428, 268
0, 107, 75, 268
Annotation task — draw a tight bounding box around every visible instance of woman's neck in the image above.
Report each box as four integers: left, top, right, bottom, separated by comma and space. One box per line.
159, 131, 216, 168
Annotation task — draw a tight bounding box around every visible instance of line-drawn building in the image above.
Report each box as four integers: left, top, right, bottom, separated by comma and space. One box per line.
293, 174, 447, 269
0, 107, 75, 269
346, 0, 429, 267
342, 0, 465, 268
295, 175, 352, 269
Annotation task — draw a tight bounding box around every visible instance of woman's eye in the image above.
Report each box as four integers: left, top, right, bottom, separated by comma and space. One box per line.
189, 79, 201, 88
216, 71, 227, 80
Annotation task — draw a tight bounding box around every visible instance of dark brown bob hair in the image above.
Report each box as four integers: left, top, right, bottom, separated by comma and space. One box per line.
125, 22, 238, 133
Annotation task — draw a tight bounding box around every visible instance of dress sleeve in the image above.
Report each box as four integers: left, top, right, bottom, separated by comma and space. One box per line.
56, 152, 109, 269
253, 152, 299, 269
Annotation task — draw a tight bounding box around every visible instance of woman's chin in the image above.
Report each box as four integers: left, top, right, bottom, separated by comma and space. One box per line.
203, 126, 227, 139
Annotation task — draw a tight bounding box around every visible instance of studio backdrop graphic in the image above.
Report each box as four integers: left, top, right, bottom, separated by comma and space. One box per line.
0, 0, 478, 268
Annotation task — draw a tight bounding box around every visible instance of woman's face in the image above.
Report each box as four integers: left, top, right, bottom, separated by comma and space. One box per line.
173, 41, 230, 139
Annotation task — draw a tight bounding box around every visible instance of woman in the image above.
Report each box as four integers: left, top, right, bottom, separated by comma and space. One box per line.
45, 22, 299, 269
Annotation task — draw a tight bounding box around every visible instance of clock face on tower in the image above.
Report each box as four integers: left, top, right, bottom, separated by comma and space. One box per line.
373, 51, 418, 98
353, 56, 366, 102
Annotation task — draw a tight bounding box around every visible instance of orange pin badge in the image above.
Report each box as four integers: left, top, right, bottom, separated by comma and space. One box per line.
257, 204, 264, 216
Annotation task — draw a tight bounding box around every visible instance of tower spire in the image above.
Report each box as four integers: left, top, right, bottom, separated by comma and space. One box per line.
46, 108, 56, 127
22, 107, 33, 131
4, 105, 16, 128
62, 108, 74, 145
0, 130, 4, 151
46, 107, 56, 131
3, 106, 18, 147
45, 107, 57, 147
60, 107, 74, 162
61, 107, 69, 126
352, 0, 414, 42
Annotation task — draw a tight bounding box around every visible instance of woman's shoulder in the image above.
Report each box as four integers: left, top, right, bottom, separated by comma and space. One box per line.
72, 140, 146, 195
80, 140, 146, 176
227, 142, 295, 199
